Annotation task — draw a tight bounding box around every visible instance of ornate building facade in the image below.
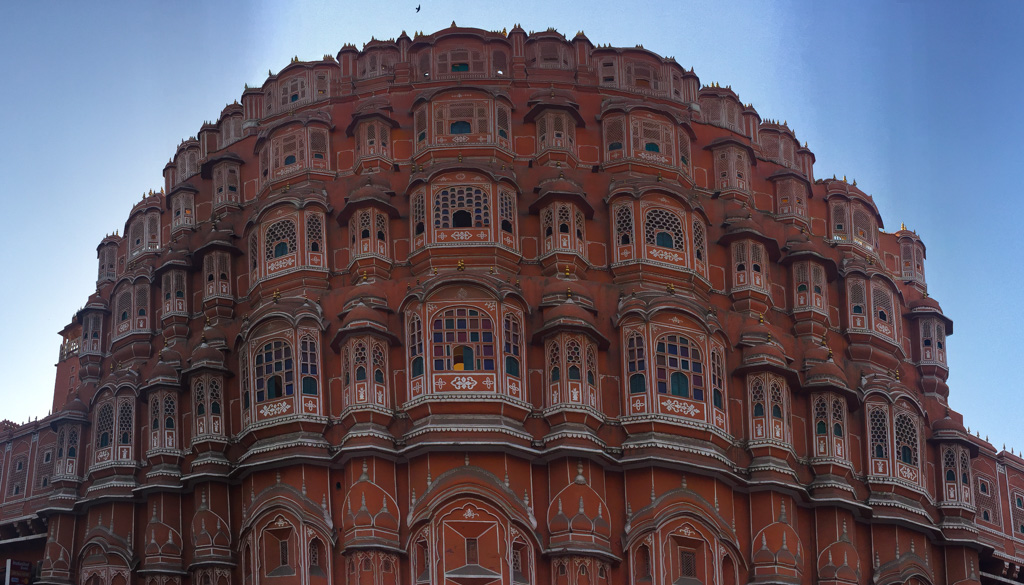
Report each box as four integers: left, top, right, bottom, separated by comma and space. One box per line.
1, 23, 1022, 585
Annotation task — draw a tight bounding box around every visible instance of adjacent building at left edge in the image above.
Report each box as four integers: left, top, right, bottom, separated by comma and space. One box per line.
2, 23, 1024, 585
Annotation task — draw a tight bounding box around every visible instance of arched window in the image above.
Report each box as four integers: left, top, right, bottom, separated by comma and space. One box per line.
769, 379, 785, 418
171, 193, 195, 230
431, 308, 495, 372
372, 342, 387, 387
871, 283, 896, 339
586, 345, 599, 388
654, 335, 704, 400
150, 397, 160, 433
209, 379, 221, 416
849, 279, 866, 319
434, 100, 489, 136
412, 192, 426, 239
195, 379, 206, 416
433, 186, 490, 229
300, 336, 320, 395
308, 537, 326, 576
265, 219, 297, 261
714, 146, 749, 190
566, 339, 582, 381
536, 110, 576, 152
831, 200, 850, 240
832, 398, 844, 437
353, 341, 368, 381
409, 314, 424, 377
710, 350, 725, 410
306, 213, 324, 254
615, 205, 633, 246
96, 403, 114, 449
635, 544, 652, 580
692, 220, 706, 265
548, 341, 561, 385
279, 75, 307, 105
117, 400, 133, 445
750, 374, 788, 443
869, 407, 889, 461
163, 395, 176, 431
644, 209, 686, 252
503, 314, 522, 377
813, 393, 847, 459
499, 190, 516, 237
895, 412, 919, 468
626, 332, 646, 394
255, 340, 294, 402
117, 291, 131, 323
67, 429, 78, 458
853, 206, 876, 249
631, 118, 674, 161
604, 116, 625, 154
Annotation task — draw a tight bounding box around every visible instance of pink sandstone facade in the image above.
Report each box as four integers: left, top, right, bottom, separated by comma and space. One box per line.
0, 23, 1022, 585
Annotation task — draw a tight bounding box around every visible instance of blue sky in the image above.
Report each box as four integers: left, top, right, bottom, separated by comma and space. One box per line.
0, 1, 1020, 448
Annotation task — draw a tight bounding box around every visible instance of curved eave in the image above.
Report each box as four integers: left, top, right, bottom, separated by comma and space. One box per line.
928, 431, 981, 456
407, 27, 512, 51
245, 193, 332, 230
716, 225, 782, 261
76, 302, 111, 320
253, 114, 334, 153
152, 254, 194, 277
801, 377, 860, 409
734, 359, 800, 386
596, 100, 688, 126
337, 192, 400, 223
767, 168, 812, 191
703, 136, 758, 166
344, 111, 400, 137
530, 318, 611, 349
182, 361, 232, 377
193, 235, 244, 258
605, 182, 708, 221
47, 410, 91, 431
904, 306, 953, 335
166, 182, 200, 200
139, 376, 183, 393
200, 152, 245, 179
411, 85, 513, 109
329, 321, 400, 350
822, 190, 885, 230
542, 543, 620, 564
522, 100, 586, 127
778, 247, 841, 279
407, 161, 519, 192
528, 186, 595, 218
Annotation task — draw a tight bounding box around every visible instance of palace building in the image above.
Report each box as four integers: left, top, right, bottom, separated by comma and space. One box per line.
2, 23, 1023, 585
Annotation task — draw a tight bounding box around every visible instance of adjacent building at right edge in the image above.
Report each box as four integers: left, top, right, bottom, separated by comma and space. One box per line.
2, 24, 1024, 585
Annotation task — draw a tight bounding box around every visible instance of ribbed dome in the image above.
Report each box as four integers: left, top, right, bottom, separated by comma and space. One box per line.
349, 181, 392, 205
933, 412, 967, 434
805, 357, 848, 389
340, 303, 388, 330
908, 296, 942, 311
543, 299, 592, 325
742, 340, 787, 368
149, 359, 179, 383
191, 342, 225, 368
